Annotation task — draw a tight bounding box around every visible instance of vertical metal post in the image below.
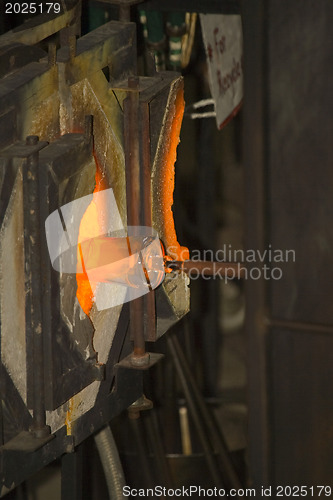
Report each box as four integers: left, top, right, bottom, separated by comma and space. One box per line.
242, 0, 270, 487
141, 100, 156, 342
24, 135, 49, 437
197, 114, 219, 397
119, 5, 131, 22
61, 447, 83, 500
124, 77, 147, 362
125, 77, 141, 228
129, 417, 155, 488
144, 410, 173, 487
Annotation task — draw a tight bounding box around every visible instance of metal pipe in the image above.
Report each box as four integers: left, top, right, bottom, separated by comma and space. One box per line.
163, 346, 180, 454
131, 298, 145, 357
144, 410, 174, 488
179, 406, 192, 455
129, 417, 155, 488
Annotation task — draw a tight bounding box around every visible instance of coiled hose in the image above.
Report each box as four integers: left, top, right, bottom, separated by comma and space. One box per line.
94, 425, 126, 499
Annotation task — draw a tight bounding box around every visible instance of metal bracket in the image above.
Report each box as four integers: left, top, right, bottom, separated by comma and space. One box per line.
0, 431, 54, 454
116, 352, 164, 370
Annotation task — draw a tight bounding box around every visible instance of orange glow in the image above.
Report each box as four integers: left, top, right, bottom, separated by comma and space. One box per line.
161, 86, 189, 261
76, 161, 165, 314
76, 87, 188, 315
78, 236, 141, 284
76, 154, 106, 316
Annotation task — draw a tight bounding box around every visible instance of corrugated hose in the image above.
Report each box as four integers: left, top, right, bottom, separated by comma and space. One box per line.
94, 425, 126, 499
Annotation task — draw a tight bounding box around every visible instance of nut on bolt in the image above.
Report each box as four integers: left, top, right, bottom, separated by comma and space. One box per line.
130, 351, 150, 367
128, 395, 153, 419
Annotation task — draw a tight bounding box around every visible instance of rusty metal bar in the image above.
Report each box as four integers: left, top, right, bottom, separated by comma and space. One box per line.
124, 76, 146, 361
130, 298, 146, 359
166, 260, 246, 278
140, 99, 156, 342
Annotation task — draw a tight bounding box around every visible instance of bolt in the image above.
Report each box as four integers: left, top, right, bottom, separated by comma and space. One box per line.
128, 394, 153, 418
128, 409, 140, 419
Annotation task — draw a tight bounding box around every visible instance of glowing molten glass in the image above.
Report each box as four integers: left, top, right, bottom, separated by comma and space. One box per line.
159, 85, 189, 261
75, 158, 165, 315
76, 160, 105, 315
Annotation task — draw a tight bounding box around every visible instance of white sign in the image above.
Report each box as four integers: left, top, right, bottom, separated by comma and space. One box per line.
200, 14, 243, 129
